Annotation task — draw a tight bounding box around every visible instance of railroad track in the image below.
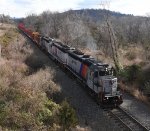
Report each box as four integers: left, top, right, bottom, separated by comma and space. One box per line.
105, 106, 149, 131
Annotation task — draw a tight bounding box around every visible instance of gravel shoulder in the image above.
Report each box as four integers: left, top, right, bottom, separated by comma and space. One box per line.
120, 93, 150, 130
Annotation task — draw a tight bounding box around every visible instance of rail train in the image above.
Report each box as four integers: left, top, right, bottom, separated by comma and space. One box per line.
18, 23, 123, 107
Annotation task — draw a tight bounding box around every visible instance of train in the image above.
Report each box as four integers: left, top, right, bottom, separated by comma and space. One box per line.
18, 23, 123, 107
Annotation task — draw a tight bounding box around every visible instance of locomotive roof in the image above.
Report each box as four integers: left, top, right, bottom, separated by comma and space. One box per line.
83, 58, 109, 68
41, 36, 53, 43
72, 50, 84, 55
49, 39, 110, 68
68, 51, 83, 61
53, 41, 71, 53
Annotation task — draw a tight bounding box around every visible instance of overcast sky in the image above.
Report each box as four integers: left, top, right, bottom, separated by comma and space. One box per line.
0, 0, 150, 18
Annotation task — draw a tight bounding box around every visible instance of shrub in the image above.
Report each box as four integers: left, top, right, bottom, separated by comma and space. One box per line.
144, 81, 150, 92
0, 100, 7, 125
0, 33, 11, 47
37, 100, 59, 125
22, 68, 61, 97
0, 28, 18, 47
118, 64, 141, 82
125, 51, 136, 60
0, 83, 60, 130
24, 53, 49, 72
139, 68, 150, 91
58, 100, 78, 130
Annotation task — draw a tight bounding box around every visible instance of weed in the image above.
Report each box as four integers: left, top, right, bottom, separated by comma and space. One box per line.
118, 64, 141, 82
125, 51, 136, 60
59, 100, 78, 130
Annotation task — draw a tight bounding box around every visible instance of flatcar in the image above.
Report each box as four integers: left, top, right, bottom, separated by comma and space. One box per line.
18, 23, 123, 107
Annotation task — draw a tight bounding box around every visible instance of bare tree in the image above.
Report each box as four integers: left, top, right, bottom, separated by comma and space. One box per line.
100, 1, 122, 71
0, 14, 12, 23
59, 16, 72, 45
59, 12, 96, 49
50, 12, 62, 38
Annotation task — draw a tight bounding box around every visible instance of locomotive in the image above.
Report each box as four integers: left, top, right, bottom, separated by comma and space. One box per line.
18, 23, 123, 107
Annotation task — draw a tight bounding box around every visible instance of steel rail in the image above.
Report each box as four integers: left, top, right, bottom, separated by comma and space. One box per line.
108, 106, 149, 131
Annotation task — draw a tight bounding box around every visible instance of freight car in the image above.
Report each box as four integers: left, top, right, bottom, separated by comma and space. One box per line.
18, 23, 123, 107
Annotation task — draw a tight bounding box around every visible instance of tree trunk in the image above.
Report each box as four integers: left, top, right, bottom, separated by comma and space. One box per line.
106, 20, 121, 72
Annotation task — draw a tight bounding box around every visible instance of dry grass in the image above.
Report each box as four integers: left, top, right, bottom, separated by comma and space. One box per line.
81, 45, 146, 68
22, 67, 61, 98
0, 23, 15, 29
119, 45, 145, 67
119, 81, 150, 106
0, 58, 6, 66
0, 23, 15, 37
72, 126, 91, 131
0, 28, 18, 47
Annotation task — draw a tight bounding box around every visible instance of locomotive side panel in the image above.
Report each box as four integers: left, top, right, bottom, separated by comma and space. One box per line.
47, 43, 52, 54
40, 38, 46, 48
56, 48, 68, 64
51, 45, 57, 56
68, 55, 82, 74
80, 64, 88, 79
